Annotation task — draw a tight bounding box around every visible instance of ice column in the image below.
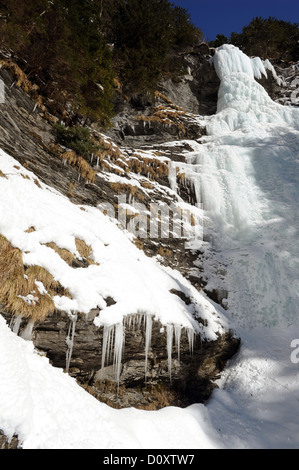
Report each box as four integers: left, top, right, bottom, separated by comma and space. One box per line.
174, 324, 182, 361
66, 312, 78, 373
144, 314, 153, 381
113, 322, 124, 388
167, 324, 174, 382
101, 324, 114, 374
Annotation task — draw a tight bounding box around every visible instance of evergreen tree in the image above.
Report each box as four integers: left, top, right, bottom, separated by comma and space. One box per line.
0, 0, 114, 126
230, 17, 299, 61
105, 0, 202, 94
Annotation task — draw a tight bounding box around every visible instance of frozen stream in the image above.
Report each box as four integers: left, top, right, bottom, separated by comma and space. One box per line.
183, 45, 299, 330
184, 45, 299, 448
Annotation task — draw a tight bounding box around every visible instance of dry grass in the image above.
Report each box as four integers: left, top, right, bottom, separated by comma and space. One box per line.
0, 235, 77, 321
68, 181, 76, 198
88, 133, 169, 183
154, 91, 186, 112
137, 109, 187, 136
75, 238, 96, 265
47, 143, 97, 183
60, 150, 97, 183
0, 59, 46, 111
109, 182, 146, 202
0, 235, 57, 321
123, 154, 169, 181
157, 246, 173, 257
34, 178, 42, 188
25, 226, 35, 233
135, 91, 192, 138
0, 170, 7, 179
45, 242, 75, 266
140, 181, 154, 190
133, 238, 144, 251
44, 239, 97, 267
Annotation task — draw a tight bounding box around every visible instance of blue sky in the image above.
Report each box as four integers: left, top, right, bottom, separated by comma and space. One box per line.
171, 0, 299, 41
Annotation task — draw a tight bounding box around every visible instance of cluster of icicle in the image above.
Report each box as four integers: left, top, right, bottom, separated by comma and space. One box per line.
98, 313, 196, 387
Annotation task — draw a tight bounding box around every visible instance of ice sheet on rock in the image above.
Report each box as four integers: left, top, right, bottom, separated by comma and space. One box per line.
191, 45, 299, 329
209, 45, 299, 136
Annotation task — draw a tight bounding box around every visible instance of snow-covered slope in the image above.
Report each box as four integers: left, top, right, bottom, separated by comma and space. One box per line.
1, 44, 299, 449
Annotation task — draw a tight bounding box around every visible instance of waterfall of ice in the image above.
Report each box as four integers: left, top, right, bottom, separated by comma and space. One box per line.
184, 45, 299, 328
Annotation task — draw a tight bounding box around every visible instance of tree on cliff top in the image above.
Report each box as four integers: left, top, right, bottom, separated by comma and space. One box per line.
230, 17, 299, 62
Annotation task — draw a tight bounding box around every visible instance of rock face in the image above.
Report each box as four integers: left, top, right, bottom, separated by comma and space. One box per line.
107, 47, 219, 146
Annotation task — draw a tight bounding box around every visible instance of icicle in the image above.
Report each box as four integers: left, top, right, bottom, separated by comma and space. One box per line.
100, 324, 114, 374
167, 324, 173, 382
11, 316, 22, 335
127, 314, 132, 329
108, 324, 114, 363
65, 313, 77, 373
134, 314, 138, 330
174, 324, 182, 361
137, 313, 143, 329
113, 322, 124, 389
20, 320, 35, 341
187, 328, 195, 356
144, 314, 153, 380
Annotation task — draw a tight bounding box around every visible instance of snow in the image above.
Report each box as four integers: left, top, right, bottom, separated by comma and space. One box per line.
1, 44, 299, 449
0, 314, 220, 449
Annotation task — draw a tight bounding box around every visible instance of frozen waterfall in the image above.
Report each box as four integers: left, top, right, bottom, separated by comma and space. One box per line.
187, 45, 299, 328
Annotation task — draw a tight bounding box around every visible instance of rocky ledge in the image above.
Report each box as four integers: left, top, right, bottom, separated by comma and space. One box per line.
1, 307, 240, 410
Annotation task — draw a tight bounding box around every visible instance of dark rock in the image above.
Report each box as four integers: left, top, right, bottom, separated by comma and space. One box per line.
0, 430, 21, 449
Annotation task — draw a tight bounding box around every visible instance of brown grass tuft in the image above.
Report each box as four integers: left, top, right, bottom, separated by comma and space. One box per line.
25, 226, 36, 233
0, 235, 72, 321
0, 59, 46, 111
75, 238, 98, 265
45, 242, 75, 266
60, 150, 97, 183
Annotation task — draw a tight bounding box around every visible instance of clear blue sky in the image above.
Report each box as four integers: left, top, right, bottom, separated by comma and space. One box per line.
171, 0, 299, 41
